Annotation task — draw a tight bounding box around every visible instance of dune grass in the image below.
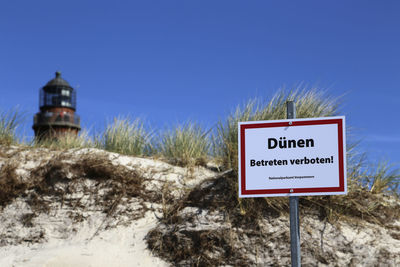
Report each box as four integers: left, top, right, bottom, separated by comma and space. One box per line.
33, 130, 93, 150
368, 162, 400, 194
210, 88, 342, 215
345, 145, 399, 195
95, 117, 151, 156
0, 108, 23, 146
2, 86, 399, 201
211, 87, 400, 218
154, 122, 211, 166
214, 88, 339, 170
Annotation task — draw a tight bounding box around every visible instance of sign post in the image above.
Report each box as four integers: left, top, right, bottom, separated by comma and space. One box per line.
287, 101, 300, 267
238, 102, 346, 266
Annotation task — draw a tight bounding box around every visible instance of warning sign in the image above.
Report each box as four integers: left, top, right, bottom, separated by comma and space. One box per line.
238, 117, 347, 197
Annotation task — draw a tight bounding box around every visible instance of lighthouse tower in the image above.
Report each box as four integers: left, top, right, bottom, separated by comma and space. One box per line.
33, 72, 81, 140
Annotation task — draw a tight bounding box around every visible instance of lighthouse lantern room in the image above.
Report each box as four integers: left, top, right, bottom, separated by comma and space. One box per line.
33, 72, 81, 140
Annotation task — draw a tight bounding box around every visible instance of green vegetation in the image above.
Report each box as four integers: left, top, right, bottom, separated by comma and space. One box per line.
33, 129, 93, 150
1, 88, 399, 197
368, 162, 400, 194
214, 89, 338, 170
153, 122, 211, 166
94, 117, 151, 156
0, 108, 22, 146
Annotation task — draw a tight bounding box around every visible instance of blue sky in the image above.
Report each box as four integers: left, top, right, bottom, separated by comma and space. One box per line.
0, 1, 399, 166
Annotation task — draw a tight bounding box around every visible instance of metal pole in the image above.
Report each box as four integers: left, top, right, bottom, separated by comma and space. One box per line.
287, 100, 301, 267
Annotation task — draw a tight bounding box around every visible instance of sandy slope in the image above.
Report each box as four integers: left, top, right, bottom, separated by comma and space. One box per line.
0, 210, 166, 267
0, 147, 215, 267
0, 146, 399, 266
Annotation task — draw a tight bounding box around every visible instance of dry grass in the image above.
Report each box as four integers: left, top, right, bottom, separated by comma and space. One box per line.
0, 160, 23, 207
301, 188, 400, 225
147, 169, 400, 266
147, 226, 245, 266
0, 152, 146, 221
147, 170, 296, 265
147, 172, 250, 266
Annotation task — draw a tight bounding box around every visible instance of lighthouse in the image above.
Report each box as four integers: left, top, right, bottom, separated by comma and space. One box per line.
33, 72, 81, 140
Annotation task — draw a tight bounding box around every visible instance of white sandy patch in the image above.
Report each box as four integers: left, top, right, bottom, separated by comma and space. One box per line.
0, 212, 168, 267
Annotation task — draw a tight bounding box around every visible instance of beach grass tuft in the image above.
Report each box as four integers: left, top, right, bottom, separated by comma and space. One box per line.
33, 130, 93, 150
368, 162, 400, 194
0, 108, 23, 146
95, 116, 151, 156
154, 122, 211, 166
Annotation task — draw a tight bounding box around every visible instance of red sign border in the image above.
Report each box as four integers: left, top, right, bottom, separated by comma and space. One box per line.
239, 118, 345, 196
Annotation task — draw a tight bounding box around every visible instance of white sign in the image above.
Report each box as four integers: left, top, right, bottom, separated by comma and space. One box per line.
238, 116, 346, 197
